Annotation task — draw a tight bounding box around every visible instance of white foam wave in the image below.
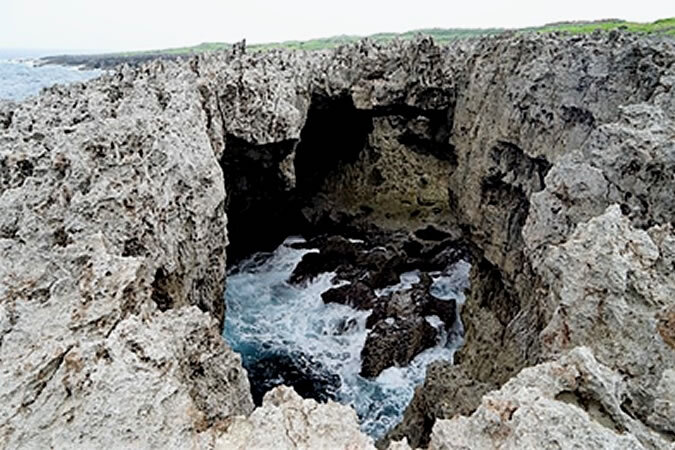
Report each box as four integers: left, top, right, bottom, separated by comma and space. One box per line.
223, 237, 470, 438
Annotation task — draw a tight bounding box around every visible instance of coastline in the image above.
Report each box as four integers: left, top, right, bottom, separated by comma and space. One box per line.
37, 52, 186, 70
0, 59, 102, 101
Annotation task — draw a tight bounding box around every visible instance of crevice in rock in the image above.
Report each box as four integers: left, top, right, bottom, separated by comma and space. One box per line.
473, 258, 521, 327
150, 267, 177, 312
21, 347, 71, 408
220, 135, 300, 262
218, 87, 476, 442
556, 390, 626, 434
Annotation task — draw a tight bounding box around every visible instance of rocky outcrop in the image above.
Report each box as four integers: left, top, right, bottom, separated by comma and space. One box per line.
213, 386, 376, 449
360, 312, 437, 378
429, 347, 668, 450
2, 30, 674, 449
390, 33, 675, 448
360, 273, 459, 378
385, 363, 496, 448
0, 61, 254, 447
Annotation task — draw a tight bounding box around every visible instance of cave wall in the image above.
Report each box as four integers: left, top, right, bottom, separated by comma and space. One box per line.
304, 110, 457, 233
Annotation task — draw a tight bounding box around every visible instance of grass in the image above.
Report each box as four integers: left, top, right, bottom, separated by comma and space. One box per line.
533, 17, 675, 35
100, 17, 675, 58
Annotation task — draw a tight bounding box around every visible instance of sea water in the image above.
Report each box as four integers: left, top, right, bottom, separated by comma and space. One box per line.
224, 237, 471, 438
0, 53, 101, 101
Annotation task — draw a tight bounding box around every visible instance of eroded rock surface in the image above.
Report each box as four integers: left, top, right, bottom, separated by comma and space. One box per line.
2, 30, 674, 449
429, 348, 667, 450
0, 62, 254, 447
390, 33, 675, 448
214, 386, 376, 450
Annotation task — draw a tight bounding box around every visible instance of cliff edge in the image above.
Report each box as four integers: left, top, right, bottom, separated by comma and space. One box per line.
1, 31, 674, 449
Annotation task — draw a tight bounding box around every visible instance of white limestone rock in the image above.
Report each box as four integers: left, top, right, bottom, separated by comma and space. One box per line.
0, 59, 253, 448
430, 348, 660, 450
214, 386, 376, 450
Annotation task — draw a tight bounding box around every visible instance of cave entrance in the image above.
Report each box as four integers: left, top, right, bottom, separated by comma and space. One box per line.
220, 94, 373, 264
294, 94, 373, 196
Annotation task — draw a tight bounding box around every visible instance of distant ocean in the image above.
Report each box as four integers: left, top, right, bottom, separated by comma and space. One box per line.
0, 50, 102, 102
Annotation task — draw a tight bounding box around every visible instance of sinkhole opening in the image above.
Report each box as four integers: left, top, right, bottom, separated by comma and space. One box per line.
219, 93, 471, 438
223, 234, 471, 439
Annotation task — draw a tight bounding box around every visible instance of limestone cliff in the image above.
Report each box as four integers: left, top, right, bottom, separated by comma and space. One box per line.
0, 62, 253, 448
1, 31, 673, 449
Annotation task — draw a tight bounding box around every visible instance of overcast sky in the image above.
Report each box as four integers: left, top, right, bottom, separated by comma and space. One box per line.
1, 0, 673, 52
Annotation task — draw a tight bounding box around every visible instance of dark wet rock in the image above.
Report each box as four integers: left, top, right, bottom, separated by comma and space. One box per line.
361, 273, 459, 378
363, 251, 408, 289
289, 252, 334, 284
290, 232, 419, 289
334, 317, 360, 335
367, 273, 457, 330
360, 316, 438, 378
423, 241, 468, 270
242, 350, 341, 406
289, 235, 363, 284
414, 225, 454, 241
422, 297, 456, 330
321, 281, 378, 310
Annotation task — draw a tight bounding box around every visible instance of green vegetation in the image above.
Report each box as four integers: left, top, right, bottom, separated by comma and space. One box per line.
533, 17, 675, 35
109, 17, 675, 58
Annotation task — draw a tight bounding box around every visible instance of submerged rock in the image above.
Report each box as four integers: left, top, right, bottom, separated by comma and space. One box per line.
242, 350, 341, 406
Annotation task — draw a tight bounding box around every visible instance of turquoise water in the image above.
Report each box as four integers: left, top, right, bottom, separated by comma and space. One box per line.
224, 237, 470, 438
0, 58, 101, 101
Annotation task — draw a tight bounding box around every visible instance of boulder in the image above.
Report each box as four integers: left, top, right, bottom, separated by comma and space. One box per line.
321, 281, 378, 310
429, 348, 669, 450
214, 386, 376, 450
361, 316, 438, 378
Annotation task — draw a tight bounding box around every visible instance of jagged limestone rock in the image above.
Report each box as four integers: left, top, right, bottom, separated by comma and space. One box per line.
0, 60, 253, 447
2, 32, 674, 449
391, 34, 675, 448
534, 205, 675, 434
214, 386, 376, 450
430, 347, 667, 450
